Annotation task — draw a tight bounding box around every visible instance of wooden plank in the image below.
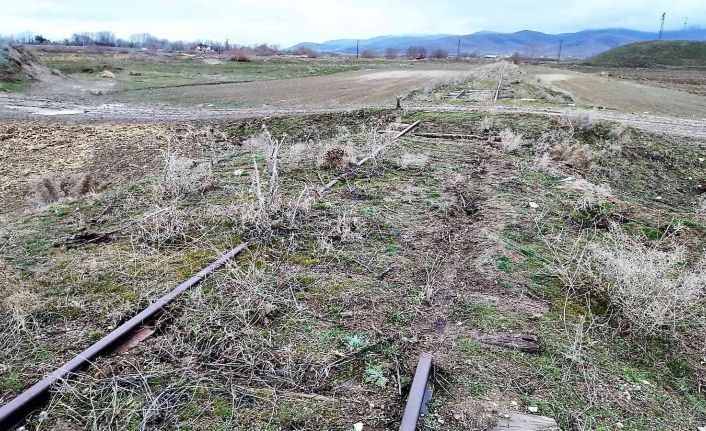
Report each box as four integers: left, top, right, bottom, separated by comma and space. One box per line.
476, 332, 541, 353
490, 412, 559, 431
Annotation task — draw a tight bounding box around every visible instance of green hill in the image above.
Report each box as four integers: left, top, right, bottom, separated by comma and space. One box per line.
585, 40, 706, 67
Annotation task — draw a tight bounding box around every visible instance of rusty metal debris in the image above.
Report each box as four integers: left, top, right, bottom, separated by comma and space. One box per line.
399, 353, 434, 431
0, 243, 248, 430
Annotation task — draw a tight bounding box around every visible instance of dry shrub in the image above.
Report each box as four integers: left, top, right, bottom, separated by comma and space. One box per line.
398, 153, 430, 169
229, 47, 252, 62
27, 172, 98, 206
588, 231, 705, 335
562, 110, 598, 132
479, 116, 494, 133
609, 123, 631, 144
696, 195, 706, 218
316, 144, 357, 169
133, 206, 193, 248
499, 128, 523, 152
158, 152, 214, 200
551, 142, 602, 170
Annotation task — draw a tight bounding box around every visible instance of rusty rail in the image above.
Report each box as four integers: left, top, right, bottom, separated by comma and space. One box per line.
0, 242, 249, 430
399, 353, 434, 431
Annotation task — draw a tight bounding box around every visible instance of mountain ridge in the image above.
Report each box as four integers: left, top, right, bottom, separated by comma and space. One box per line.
290, 28, 706, 58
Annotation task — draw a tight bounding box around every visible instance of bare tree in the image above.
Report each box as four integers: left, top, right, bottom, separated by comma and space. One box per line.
406, 46, 427, 59
360, 49, 377, 58
431, 48, 448, 59
384, 47, 398, 59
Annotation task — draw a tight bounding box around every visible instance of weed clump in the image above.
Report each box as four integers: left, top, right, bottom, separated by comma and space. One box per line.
588, 231, 705, 335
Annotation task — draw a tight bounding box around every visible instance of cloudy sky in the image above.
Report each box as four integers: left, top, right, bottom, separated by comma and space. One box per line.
2, 0, 703, 46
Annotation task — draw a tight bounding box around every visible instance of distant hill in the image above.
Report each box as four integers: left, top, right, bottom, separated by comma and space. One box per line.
290, 28, 706, 58
584, 41, 706, 67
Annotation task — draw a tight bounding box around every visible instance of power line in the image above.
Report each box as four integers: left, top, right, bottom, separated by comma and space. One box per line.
683, 17, 688, 31
658, 12, 666, 40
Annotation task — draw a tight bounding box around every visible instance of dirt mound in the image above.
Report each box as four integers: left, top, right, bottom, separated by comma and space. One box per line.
0, 45, 56, 82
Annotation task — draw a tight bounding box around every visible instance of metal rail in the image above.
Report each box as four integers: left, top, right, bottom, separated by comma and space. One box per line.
494, 75, 504, 103
0, 243, 249, 430
399, 353, 434, 431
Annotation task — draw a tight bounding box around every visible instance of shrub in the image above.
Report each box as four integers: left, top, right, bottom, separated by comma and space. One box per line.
360, 49, 377, 58
588, 231, 705, 335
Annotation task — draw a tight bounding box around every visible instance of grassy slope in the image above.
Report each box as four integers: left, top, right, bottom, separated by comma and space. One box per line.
1, 111, 705, 430
585, 41, 706, 67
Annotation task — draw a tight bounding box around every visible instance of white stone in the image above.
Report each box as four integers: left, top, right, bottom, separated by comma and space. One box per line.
353, 422, 364, 431
527, 406, 539, 413
529, 202, 539, 209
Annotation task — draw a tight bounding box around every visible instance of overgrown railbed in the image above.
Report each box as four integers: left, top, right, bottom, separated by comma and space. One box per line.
1, 110, 705, 430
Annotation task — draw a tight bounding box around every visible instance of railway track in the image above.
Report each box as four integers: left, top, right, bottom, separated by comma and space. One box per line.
0, 120, 433, 431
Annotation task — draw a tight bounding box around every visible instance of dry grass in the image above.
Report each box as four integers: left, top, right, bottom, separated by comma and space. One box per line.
27, 172, 98, 206
588, 230, 705, 335
696, 195, 706, 218
398, 153, 429, 169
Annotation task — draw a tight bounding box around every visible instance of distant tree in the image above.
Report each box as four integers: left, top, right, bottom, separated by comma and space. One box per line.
510, 52, 522, 64
360, 49, 377, 58
384, 47, 398, 59
33, 35, 49, 44
431, 48, 448, 59
16, 31, 36, 44
291, 47, 318, 58
406, 46, 427, 59
255, 43, 280, 56
70, 32, 94, 46
95, 31, 116, 46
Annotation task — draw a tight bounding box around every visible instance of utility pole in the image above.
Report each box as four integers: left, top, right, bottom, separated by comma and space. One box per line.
457, 39, 461, 59
658, 12, 666, 40
683, 17, 688, 31
557, 39, 563, 61
356, 40, 359, 59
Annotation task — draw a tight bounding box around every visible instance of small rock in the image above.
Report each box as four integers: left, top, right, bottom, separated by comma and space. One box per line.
438, 418, 445, 424
90, 89, 103, 96
698, 158, 704, 163
616, 422, 624, 429
510, 401, 518, 407
654, 196, 663, 201
353, 422, 364, 431
453, 413, 462, 421
529, 201, 539, 209
234, 169, 244, 176
527, 406, 539, 413
697, 427, 706, 431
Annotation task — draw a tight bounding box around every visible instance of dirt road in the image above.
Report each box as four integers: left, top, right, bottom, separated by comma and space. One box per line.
2, 92, 706, 141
